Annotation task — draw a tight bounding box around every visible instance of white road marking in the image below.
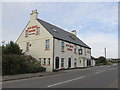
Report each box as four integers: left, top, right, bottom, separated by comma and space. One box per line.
94, 70, 106, 74
110, 79, 118, 88
48, 76, 85, 87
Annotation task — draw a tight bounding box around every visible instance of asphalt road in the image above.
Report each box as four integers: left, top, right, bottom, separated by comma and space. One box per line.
2, 64, 118, 88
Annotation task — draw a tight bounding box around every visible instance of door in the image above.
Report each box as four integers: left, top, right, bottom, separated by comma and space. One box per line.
55, 57, 59, 69
68, 58, 71, 68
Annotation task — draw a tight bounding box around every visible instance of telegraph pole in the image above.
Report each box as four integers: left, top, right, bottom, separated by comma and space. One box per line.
104, 48, 106, 59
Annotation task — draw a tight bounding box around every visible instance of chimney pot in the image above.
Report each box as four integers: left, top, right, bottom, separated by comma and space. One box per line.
71, 30, 77, 36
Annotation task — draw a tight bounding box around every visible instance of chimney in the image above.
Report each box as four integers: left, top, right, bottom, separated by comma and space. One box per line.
71, 30, 77, 36
30, 9, 38, 20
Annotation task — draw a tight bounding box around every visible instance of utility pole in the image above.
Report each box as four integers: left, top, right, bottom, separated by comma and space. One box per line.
104, 48, 106, 59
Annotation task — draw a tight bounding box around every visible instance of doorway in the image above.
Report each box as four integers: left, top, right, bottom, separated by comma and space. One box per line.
68, 58, 71, 68
55, 57, 59, 69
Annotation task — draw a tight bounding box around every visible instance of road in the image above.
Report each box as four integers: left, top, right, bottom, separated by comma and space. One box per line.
3, 64, 118, 88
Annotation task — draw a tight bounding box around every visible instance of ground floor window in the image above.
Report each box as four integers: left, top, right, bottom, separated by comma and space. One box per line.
48, 58, 50, 65
74, 58, 77, 67
43, 58, 46, 65
80, 60, 81, 63
61, 58, 64, 67
39, 58, 41, 65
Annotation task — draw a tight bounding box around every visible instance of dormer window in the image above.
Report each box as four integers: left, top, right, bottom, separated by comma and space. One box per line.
69, 36, 75, 40
53, 29, 57, 32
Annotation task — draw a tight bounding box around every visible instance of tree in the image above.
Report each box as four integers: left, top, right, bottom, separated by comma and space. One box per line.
2, 41, 22, 55
98, 56, 107, 65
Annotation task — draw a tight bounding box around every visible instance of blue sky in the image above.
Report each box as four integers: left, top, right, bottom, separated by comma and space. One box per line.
1, 2, 118, 58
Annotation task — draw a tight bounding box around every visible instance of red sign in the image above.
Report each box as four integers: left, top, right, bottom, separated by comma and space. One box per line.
28, 29, 36, 32
27, 25, 38, 29
67, 48, 73, 51
66, 44, 73, 48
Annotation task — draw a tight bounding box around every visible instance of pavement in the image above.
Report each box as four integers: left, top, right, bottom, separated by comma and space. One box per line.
2, 64, 119, 88
2, 71, 66, 81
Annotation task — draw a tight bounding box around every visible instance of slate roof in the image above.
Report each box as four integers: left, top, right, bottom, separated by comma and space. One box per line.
37, 19, 91, 49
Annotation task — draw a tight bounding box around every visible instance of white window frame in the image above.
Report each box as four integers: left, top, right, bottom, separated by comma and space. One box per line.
46, 39, 50, 49
36, 27, 40, 35
74, 58, 77, 67
25, 30, 28, 37
43, 58, 46, 65
26, 42, 29, 51
61, 58, 64, 67
61, 41, 65, 51
48, 58, 50, 65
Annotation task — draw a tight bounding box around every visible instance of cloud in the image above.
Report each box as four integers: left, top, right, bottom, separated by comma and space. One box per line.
1, 2, 118, 58
78, 32, 118, 58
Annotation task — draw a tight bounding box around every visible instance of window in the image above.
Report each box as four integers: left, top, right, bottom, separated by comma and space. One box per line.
74, 45, 77, 53
25, 30, 28, 37
43, 58, 46, 65
74, 58, 77, 67
80, 60, 81, 63
78, 49, 83, 55
39, 58, 41, 65
84, 48, 86, 56
48, 58, 50, 65
61, 41, 65, 51
61, 58, 64, 67
36, 27, 40, 35
26, 42, 29, 51
46, 39, 50, 49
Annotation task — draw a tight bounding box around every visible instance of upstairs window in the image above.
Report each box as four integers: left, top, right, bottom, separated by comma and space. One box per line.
26, 42, 29, 51
46, 39, 50, 49
25, 30, 28, 37
74, 45, 77, 54
61, 41, 65, 51
36, 27, 40, 35
79, 49, 83, 55
84, 48, 86, 56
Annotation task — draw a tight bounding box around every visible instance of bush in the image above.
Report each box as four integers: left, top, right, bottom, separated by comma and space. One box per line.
2, 41, 22, 55
2, 55, 46, 76
2, 41, 46, 75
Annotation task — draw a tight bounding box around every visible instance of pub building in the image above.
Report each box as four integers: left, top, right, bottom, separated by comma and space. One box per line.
16, 10, 95, 72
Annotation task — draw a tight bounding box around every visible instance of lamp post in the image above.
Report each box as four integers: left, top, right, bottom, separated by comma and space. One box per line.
104, 48, 106, 59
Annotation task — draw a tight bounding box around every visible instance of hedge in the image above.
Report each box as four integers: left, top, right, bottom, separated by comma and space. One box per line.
2, 55, 46, 76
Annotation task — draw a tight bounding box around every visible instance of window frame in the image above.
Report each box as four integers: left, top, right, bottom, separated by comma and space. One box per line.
25, 30, 28, 37
43, 58, 46, 65
45, 39, 50, 49
74, 58, 77, 67
26, 42, 29, 51
74, 45, 77, 54
61, 41, 65, 51
61, 58, 64, 67
36, 27, 40, 35
48, 58, 50, 65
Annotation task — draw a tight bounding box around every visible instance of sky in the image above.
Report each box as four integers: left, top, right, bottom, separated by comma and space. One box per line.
1, 2, 118, 58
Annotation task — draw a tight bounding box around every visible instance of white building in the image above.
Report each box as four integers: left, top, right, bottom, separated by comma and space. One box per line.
16, 10, 95, 72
